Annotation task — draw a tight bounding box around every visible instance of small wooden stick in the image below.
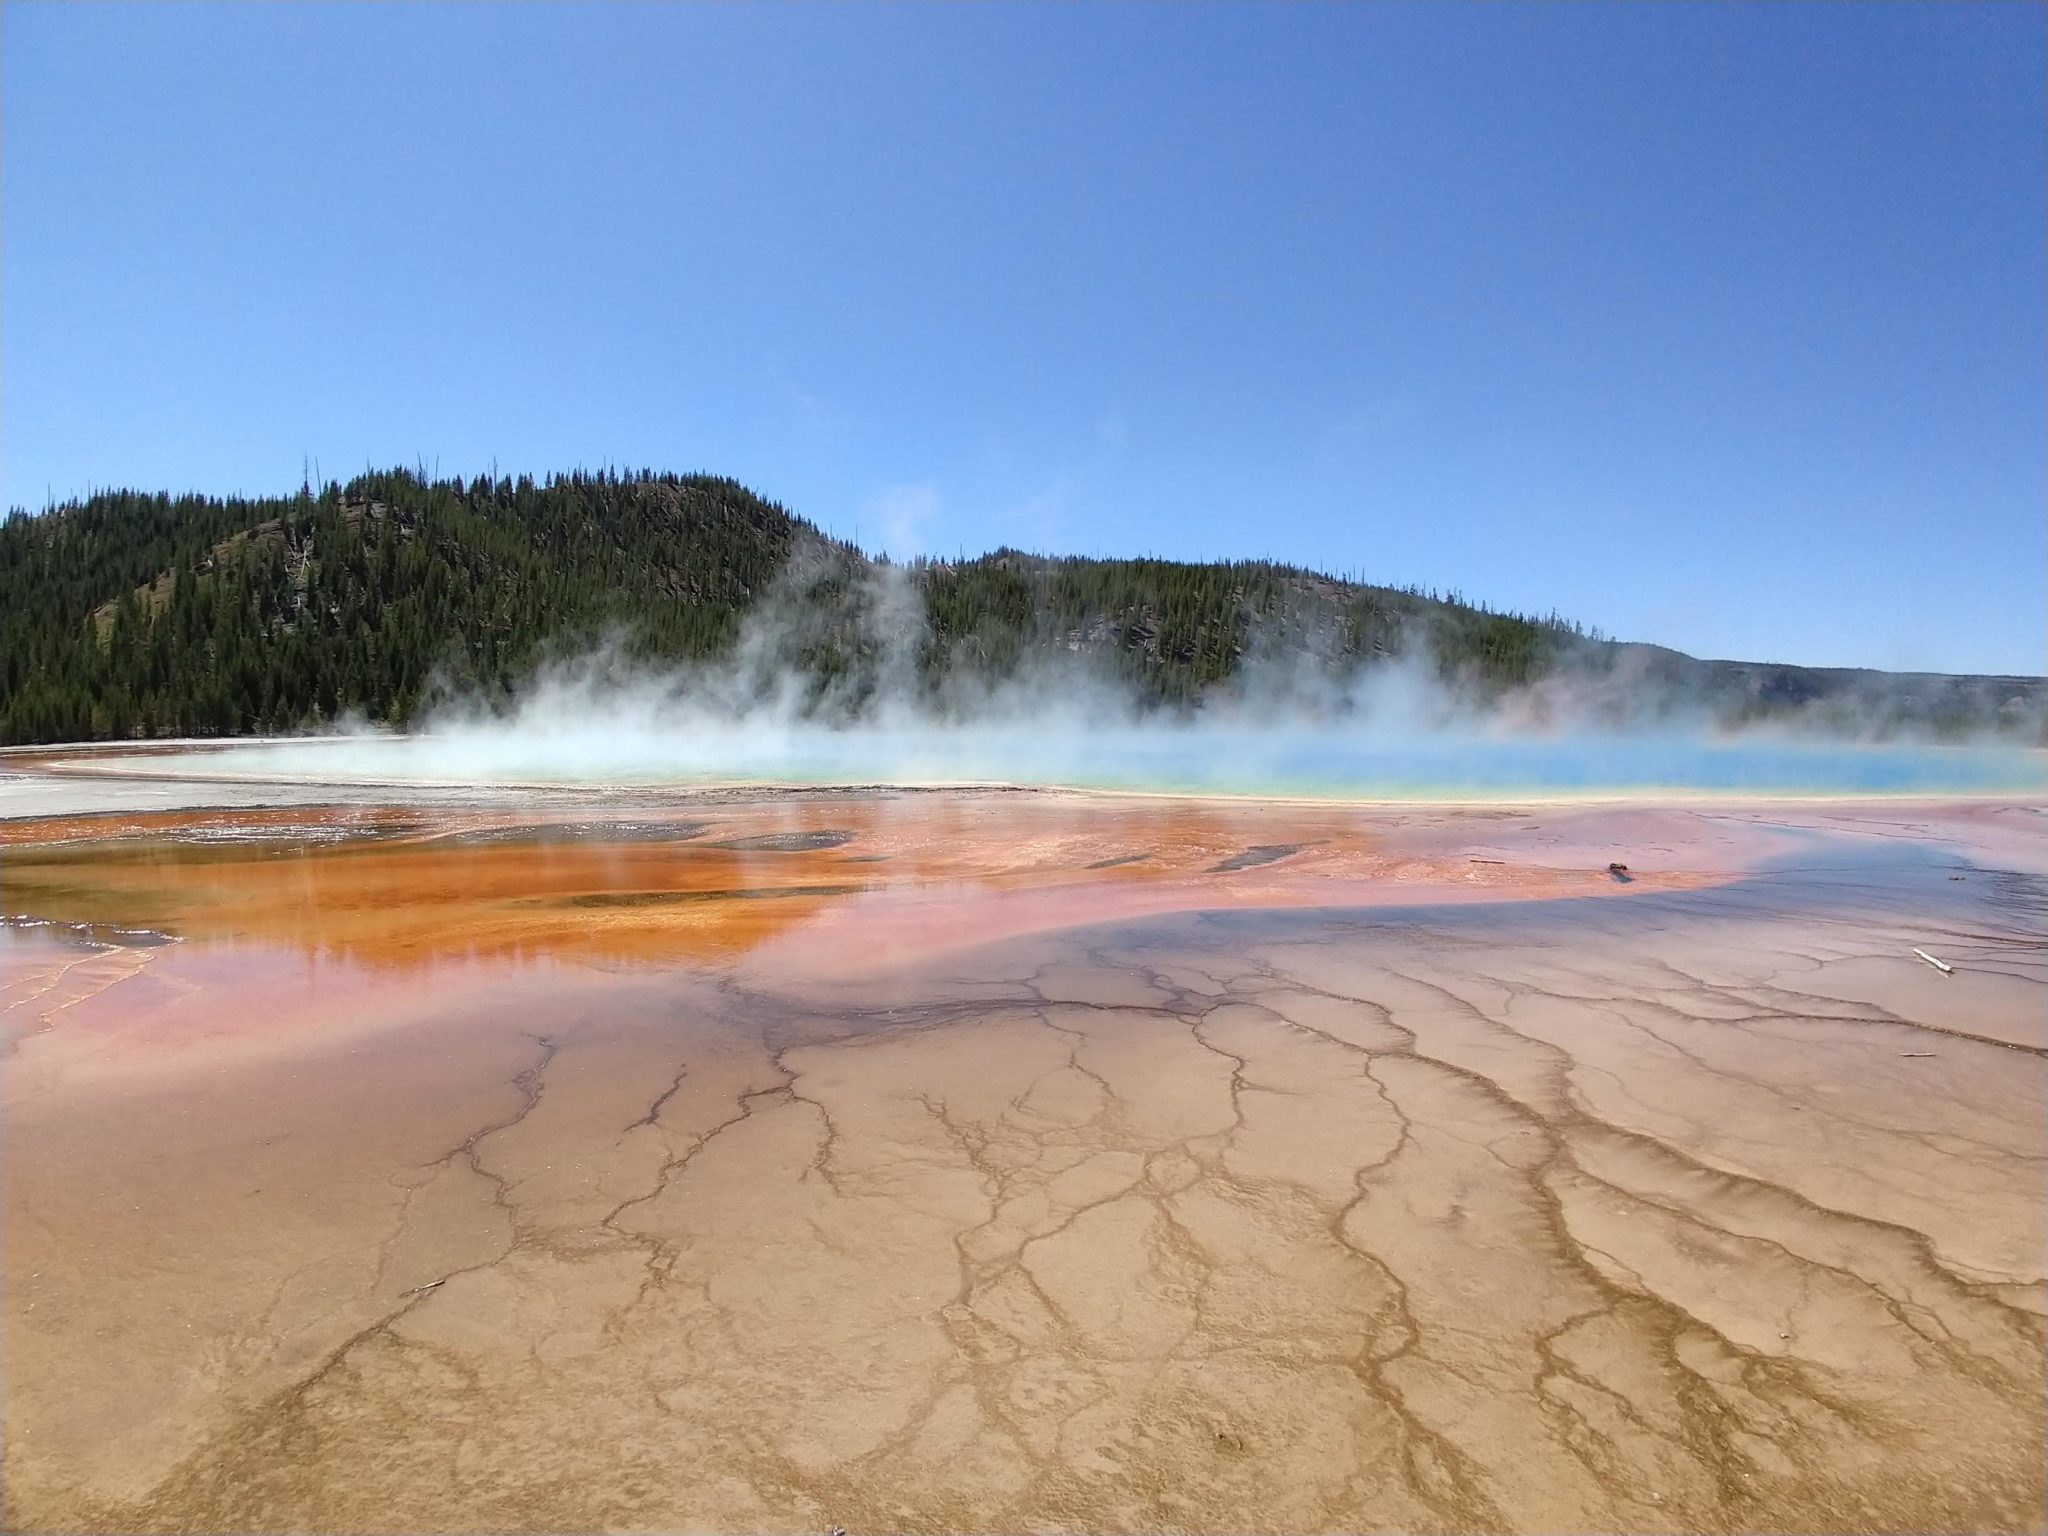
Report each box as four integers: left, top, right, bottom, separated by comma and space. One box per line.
1911, 948, 1953, 975
1899, 1052, 1937, 1059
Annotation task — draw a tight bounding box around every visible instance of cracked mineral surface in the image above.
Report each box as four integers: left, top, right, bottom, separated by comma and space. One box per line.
2, 783, 2043, 1534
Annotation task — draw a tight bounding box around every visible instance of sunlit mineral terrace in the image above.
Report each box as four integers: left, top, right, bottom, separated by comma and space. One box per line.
2, 752, 2044, 1535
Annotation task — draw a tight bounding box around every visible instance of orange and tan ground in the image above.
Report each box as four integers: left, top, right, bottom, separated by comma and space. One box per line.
2, 788, 2043, 1533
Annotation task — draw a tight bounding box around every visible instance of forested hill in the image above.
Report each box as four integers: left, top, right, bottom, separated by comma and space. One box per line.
2, 467, 2040, 745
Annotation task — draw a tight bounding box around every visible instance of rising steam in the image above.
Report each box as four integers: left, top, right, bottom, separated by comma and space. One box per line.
186, 549, 2046, 799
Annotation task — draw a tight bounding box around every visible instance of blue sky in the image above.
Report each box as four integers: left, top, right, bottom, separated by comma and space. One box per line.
4, 2, 2041, 674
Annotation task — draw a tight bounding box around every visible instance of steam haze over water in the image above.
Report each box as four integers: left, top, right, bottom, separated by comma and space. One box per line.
138, 560, 2045, 802
182, 723, 2046, 800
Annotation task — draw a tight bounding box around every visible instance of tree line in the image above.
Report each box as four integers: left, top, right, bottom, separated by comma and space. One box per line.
1, 466, 2034, 744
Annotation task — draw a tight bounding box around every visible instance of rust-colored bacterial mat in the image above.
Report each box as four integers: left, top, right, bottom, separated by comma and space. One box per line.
3, 787, 2043, 1534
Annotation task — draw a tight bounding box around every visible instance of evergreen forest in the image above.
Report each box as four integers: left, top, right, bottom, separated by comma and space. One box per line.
2, 467, 2038, 745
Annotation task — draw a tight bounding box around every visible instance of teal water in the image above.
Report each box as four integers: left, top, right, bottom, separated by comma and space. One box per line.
187, 726, 2048, 801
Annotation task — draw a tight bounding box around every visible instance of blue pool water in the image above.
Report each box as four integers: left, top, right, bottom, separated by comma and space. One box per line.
183, 725, 2048, 801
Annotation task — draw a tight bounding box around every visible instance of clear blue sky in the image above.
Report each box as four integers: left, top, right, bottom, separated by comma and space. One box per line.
5, 2, 2042, 674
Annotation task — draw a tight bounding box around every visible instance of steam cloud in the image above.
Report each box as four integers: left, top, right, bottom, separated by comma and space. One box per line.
191, 547, 2046, 799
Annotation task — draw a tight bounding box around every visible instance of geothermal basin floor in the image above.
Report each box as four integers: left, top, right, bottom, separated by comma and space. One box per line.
2, 768, 2043, 1534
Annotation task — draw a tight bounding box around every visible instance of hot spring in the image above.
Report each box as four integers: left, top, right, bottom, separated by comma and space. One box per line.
129, 722, 2048, 800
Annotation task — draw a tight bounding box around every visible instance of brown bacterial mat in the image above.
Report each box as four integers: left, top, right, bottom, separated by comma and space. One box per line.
3, 789, 2043, 1534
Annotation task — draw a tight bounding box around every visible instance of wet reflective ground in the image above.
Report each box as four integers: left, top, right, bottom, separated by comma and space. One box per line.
3, 788, 2043, 1534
